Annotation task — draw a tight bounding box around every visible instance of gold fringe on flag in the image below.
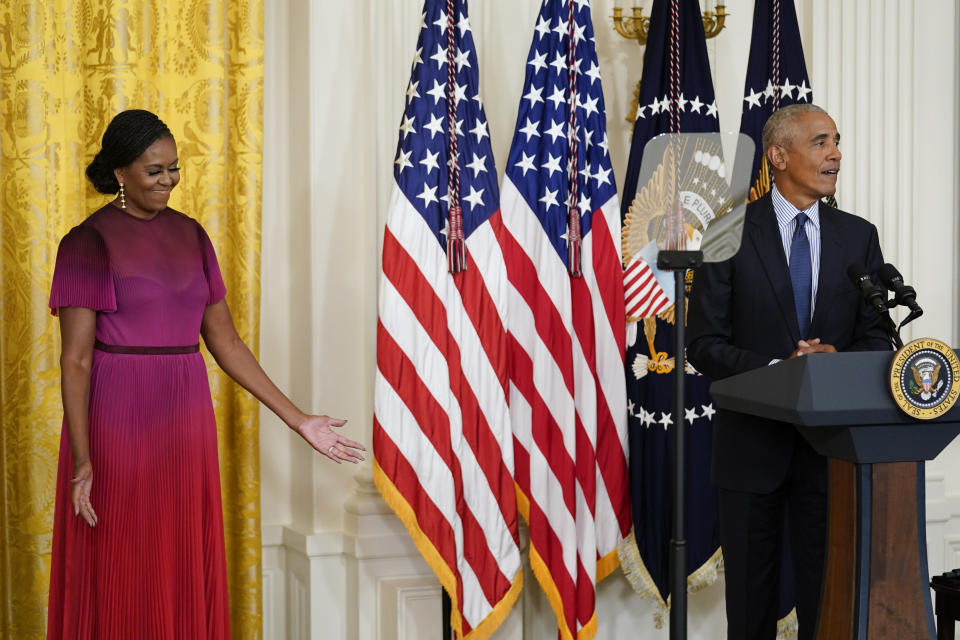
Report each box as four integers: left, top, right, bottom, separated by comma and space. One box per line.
617, 531, 799, 638
616, 531, 723, 629
373, 462, 523, 640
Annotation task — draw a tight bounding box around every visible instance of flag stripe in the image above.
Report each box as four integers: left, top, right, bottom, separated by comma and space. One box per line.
508, 330, 578, 518
588, 201, 628, 359
627, 287, 669, 319
585, 204, 631, 537
385, 213, 519, 536
381, 229, 520, 578
508, 339, 579, 571
625, 267, 655, 297
377, 312, 512, 605
372, 405, 465, 600
461, 219, 513, 397
499, 216, 576, 394
623, 271, 646, 295
526, 493, 579, 633
377, 334, 508, 628
626, 285, 655, 309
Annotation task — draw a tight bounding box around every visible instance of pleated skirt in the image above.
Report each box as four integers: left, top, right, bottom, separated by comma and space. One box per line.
47, 350, 231, 639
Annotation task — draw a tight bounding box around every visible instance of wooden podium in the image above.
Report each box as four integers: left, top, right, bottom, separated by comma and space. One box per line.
710, 351, 960, 639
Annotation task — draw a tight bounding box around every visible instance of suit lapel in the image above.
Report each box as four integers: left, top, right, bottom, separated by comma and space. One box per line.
748, 195, 802, 343
809, 205, 843, 335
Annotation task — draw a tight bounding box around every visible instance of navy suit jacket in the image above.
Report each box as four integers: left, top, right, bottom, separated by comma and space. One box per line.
686, 193, 891, 492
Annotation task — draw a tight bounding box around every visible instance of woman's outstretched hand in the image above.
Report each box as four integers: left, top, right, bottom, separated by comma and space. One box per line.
71, 460, 98, 527
295, 415, 365, 464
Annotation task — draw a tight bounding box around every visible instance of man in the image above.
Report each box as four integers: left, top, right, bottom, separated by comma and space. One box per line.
686, 104, 891, 640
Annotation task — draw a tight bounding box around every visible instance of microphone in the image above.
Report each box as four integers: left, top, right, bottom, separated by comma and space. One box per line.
847, 263, 889, 315
876, 263, 923, 318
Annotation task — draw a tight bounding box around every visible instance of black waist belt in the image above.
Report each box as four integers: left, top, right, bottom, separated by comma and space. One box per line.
94, 340, 200, 355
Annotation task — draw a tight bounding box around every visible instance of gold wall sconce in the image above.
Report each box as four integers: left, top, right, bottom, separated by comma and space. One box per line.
612, 3, 729, 45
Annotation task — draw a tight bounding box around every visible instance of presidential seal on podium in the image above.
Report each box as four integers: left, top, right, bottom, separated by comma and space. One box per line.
889, 337, 960, 419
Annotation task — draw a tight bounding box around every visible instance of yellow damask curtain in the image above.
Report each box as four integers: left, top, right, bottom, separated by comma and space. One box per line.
0, 2, 264, 638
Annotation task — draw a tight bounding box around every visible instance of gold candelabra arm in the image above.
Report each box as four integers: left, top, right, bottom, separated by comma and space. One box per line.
702, 4, 728, 39
612, 7, 651, 45
612, 4, 728, 46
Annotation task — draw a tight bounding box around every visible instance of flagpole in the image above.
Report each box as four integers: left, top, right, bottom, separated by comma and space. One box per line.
657, 249, 703, 640
442, 589, 452, 640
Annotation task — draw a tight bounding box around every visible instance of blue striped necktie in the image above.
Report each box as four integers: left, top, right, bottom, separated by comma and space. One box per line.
790, 211, 812, 338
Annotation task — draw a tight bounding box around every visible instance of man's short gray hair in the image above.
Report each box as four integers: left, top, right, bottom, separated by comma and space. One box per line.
761, 104, 828, 155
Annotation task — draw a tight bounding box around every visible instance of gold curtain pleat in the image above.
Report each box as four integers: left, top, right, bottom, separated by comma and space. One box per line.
0, 2, 264, 638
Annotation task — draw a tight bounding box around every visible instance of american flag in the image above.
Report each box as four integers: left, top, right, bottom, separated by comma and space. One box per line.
499, 1, 630, 638
373, 1, 522, 638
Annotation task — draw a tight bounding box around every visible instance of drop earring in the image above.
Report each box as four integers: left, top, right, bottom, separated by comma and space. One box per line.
119, 183, 126, 209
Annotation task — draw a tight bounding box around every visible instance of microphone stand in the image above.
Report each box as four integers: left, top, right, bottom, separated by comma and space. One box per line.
895, 307, 923, 335
879, 307, 903, 350
657, 249, 704, 640
858, 283, 903, 350
880, 294, 923, 350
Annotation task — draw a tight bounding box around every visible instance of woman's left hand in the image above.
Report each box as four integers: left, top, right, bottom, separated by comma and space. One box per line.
295, 415, 365, 464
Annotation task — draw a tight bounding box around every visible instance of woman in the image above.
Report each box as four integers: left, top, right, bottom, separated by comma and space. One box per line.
46, 109, 363, 639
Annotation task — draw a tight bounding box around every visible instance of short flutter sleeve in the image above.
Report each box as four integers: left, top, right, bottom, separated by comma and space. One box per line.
49, 225, 117, 316
196, 224, 227, 305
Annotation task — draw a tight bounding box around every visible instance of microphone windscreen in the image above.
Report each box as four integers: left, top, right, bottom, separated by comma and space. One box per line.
847, 263, 869, 284
876, 263, 903, 287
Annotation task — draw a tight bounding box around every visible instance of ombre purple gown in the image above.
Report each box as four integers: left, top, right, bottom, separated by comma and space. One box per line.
47, 203, 231, 639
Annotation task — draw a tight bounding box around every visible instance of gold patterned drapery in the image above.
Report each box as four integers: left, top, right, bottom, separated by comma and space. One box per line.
0, 2, 264, 638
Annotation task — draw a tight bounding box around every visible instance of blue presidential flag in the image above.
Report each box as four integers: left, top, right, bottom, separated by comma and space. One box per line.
735, 2, 816, 634
740, 0, 813, 201
617, 0, 721, 627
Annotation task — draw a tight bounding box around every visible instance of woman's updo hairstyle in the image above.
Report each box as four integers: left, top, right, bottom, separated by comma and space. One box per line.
86, 110, 173, 194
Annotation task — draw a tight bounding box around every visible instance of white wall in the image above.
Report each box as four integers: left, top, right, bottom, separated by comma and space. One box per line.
260, 1, 960, 638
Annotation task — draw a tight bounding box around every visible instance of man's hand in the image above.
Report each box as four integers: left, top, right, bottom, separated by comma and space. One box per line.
789, 338, 837, 358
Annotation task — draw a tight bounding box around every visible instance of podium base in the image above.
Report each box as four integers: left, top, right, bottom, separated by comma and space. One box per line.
816, 459, 936, 639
